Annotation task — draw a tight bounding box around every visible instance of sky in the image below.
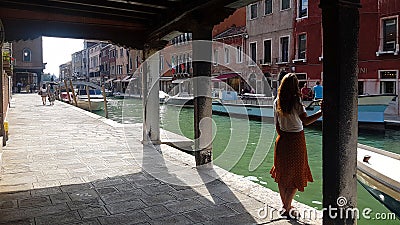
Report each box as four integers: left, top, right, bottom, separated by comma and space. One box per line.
42, 36, 84, 77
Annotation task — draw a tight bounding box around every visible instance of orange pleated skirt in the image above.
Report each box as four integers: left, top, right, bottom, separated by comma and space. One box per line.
270, 128, 313, 192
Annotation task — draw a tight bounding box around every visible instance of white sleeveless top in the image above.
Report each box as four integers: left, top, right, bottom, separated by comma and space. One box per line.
273, 98, 306, 132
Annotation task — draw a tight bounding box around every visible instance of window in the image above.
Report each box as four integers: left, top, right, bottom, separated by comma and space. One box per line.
22, 49, 31, 62
298, 34, 306, 59
281, 0, 290, 10
358, 81, 364, 95
263, 39, 272, 64
298, 0, 308, 18
160, 55, 164, 72
383, 18, 397, 51
236, 46, 243, 63
224, 47, 230, 64
280, 36, 289, 62
213, 50, 219, 65
120, 48, 123, 57
265, 0, 272, 15
250, 42, 257, 65
379, 70, 397, 94
250, 3, 258, 19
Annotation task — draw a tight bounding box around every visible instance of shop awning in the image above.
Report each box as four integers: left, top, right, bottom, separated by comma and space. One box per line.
212, 73, 240, 82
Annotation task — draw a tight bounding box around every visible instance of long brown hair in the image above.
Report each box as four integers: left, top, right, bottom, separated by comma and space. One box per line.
277, 73, 301, 116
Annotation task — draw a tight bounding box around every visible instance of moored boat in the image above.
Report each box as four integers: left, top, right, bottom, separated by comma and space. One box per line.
357, 144, 400, 217
212, 91, 397, 124
164, 92, 194, 107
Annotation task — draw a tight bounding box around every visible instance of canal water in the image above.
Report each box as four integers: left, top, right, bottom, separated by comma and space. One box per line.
96, 98, 399, 224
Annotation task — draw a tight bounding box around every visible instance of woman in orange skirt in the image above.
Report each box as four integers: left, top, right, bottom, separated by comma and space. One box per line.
270, 73, 323, 218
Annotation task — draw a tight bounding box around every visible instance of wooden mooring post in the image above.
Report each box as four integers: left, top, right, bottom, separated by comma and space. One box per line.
64, 80, 71, 104
102, 85, 108, 118
85, 85, 92, 112
69, 80, 78, 107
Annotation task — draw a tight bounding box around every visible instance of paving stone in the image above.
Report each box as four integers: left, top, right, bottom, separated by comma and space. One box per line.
149, 214, 193, 225
114, 183, 137, 192
18, 196, 52, 208
91, 177, 126, 188
78, 205, 108, 219
139, 193, 177, 206
23, 203, 71, 218
49, 192, 72, 204
31, 187, 62, 196
182, 209, 211, 223
34, 210, 81, 225
142, 205, 171, 219
170, 189, 200, 200
0, 200, 18, 209
68, 189, 100, 201
0, 218, 35, 225
97, 209, 150, 225
140, 184, 175, 195
60, 183, 94, 193
95, 186, 119, 195
0, 191, 31, 201
205, 214, 257, 225
105, 199, 147, 214
67, 197, 105, 211
100, 189, 146, 204
164, 198, 206, 213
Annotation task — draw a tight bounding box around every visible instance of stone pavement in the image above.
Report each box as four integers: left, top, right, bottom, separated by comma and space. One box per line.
0, 94, 321, 225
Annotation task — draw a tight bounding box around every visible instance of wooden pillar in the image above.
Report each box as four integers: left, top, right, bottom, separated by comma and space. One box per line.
320, 0, 360, 224
142, 45, 161, 145
192, 25, 213, 166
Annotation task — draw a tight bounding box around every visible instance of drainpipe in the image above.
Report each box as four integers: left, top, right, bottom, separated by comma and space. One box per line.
320, 0, 360, 224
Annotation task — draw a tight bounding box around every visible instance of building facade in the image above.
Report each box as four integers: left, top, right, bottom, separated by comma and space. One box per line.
12, 37, 45, 89
59, 61, 72, 80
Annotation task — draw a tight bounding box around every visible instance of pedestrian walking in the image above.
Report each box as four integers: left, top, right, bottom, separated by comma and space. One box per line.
40, 84, 48, 105
270, 73, 323, 219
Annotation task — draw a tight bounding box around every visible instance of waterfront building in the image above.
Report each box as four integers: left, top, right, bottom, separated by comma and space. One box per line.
159, 33, 193, 96
71, 50, 84, 80
11, 37, 45, 89
244, 0, 400, 115
246, 0, 295, 91
127, 49, 143, 95
59, 61, 72, 80
88, 42, 107, 84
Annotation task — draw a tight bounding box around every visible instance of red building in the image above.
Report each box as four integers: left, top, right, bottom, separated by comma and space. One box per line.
293, 0, 399, 115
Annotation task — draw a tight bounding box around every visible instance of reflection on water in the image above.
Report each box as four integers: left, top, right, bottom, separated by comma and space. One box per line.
95, 98, 399, 224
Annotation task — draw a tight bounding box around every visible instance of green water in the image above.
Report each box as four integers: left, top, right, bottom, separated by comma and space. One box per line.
98, 98, 399, 224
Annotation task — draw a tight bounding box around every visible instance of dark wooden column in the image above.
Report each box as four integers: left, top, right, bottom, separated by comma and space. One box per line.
320, 0, 360, 224
192, 24, 213, 166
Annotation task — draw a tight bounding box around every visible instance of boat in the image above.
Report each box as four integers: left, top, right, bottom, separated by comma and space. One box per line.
164, 92, 194, 107
159, 91, 169, 104
357, 144, 400, 218
76, 89, 105, 111
212, 90, 397, 124
58, 81, 105, 111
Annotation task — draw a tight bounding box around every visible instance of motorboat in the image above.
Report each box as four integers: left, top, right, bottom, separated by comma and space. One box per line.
164, 92, 194, 107
212, 90, 397, 124
357, 144, 400, 218
159, 91, 169, 104
76, 88, 104, 111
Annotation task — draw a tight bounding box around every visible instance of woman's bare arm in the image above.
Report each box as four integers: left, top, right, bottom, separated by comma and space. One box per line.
299, 110, 322, 126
